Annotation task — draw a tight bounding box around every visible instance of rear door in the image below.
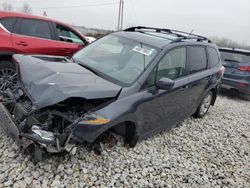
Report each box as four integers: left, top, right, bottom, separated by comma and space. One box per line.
11, 18, 60, 55
0, 17, 16, 52
52, 23, 86, 56
186, 46, 211, 111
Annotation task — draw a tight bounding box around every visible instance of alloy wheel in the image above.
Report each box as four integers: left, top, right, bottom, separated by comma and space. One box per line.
200, 93, 212, 115
0, 68, 18, 92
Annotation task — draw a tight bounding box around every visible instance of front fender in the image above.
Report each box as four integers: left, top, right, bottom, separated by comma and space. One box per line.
72, 113, 138, 143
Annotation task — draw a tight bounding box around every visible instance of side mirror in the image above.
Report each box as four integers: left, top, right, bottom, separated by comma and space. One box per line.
155, 77, 175, 90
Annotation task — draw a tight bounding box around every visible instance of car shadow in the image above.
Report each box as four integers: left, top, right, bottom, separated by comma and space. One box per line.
218, 88, 244, 101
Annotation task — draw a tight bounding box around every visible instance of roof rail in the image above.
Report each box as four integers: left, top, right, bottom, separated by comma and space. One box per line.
124, 26, 212, 43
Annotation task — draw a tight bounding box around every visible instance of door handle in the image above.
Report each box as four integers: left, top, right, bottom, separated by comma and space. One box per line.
61, 48, 71, 54
15, 41, 28, 46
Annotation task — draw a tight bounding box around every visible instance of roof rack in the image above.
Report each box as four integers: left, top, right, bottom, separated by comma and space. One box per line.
124, 26, 212, 43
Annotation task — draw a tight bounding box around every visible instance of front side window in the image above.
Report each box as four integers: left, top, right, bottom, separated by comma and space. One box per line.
56, 25, 84, 45
157, 47, 187, 81
15, 19, 52, 40
188, 47, 207, 73
0, 18, 16, 32
74, 35, 158, 85
208, 47, 220, 68
144, 47, 186, 88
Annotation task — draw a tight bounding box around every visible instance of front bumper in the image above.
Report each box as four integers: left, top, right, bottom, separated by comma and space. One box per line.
221, 78, 250, 94
0, 100, 108, 152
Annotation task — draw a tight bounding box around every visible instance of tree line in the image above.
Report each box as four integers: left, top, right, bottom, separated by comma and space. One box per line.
0, 2, 32, 14
211, 37, 250, 51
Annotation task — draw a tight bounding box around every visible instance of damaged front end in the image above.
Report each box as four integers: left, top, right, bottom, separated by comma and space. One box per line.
0, 89, 114, 161
0, 54, 122, 161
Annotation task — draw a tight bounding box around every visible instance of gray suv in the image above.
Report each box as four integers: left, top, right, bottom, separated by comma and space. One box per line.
0, 27, 224, 161
219, 47, 250, 100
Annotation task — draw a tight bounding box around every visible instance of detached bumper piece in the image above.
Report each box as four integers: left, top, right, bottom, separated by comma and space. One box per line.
0, 101, 75, 161
0, 102, 19, 141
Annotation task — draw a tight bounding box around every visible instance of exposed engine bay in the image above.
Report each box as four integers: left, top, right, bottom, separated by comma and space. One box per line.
0, 88, 115, 162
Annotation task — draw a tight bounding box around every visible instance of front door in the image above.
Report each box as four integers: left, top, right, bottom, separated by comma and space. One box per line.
54, 24, 85, 56
135, 47, 193, 137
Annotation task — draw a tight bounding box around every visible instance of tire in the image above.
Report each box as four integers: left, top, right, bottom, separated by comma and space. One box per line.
239, 93, 250, 101
194, 91, 213, 118
0, 61, 18, 92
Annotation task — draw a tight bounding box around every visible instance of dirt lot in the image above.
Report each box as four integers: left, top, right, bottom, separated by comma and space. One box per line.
0, 90, 249, 188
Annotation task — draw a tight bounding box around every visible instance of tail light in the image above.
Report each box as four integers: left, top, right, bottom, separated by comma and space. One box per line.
238, 66, 250, 72
239, 83, 248, 87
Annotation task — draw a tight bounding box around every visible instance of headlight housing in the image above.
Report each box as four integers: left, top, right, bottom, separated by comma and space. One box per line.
79, 114, 110, 125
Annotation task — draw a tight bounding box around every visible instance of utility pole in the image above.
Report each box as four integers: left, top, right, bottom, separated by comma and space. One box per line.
43, 11, 47, 16
117, 0, 124, 31
117, 0, 122, 30
120, 0, 124, 30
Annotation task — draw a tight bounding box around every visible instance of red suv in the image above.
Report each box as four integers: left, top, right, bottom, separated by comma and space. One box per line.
0, 11, 88, 91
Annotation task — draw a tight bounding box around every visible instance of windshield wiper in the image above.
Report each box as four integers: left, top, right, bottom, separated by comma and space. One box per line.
72, 58, 104, 77
77, 63, 101, 75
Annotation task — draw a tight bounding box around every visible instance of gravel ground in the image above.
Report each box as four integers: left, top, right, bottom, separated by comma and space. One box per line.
0, 91, 249, 188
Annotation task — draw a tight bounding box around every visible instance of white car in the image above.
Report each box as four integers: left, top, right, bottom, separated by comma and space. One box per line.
85, 36, 96, 43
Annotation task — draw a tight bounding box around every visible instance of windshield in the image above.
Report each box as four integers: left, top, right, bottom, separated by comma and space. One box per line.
73, 34, 158, 85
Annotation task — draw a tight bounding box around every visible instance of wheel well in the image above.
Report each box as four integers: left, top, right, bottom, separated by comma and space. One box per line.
110, 121, 138, 147
0, 54, 13, 62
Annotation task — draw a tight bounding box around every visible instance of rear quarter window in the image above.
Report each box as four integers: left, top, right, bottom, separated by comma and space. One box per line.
0, 18, 16, 32
188, 47, 207, 74
208, 47, 220, 68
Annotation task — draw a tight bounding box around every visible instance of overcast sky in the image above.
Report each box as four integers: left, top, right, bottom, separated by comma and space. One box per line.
2, 0, 250, 45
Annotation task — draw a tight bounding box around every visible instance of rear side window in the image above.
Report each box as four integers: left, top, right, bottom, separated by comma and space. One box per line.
15, 19, 52, 40
188, 47, 207, 73
0, 18, 16, 32
208, 47, 220, 67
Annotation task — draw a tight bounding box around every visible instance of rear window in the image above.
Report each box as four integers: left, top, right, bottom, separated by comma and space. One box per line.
208, 47, 220, 68
0, 18, 16, 32
14, 19, 52, 40
220, 51, 250, 63
188, 47, 207, 73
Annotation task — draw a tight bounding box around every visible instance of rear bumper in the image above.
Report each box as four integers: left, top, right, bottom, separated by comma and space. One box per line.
221, 78, 250, 94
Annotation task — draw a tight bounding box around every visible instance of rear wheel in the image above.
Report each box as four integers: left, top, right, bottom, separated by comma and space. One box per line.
194, 91, 213, 118
0, 61, 18, 92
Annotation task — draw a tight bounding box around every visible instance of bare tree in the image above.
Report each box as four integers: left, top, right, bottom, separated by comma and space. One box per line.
21, 3, 32, 14
1, 2, 13, 11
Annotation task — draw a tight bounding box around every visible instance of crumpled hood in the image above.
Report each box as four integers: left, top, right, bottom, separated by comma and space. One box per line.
14, 55, 122, 109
